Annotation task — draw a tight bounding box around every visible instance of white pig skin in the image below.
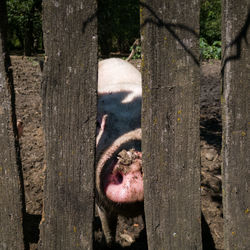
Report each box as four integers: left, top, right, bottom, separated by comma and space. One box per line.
95, 58, 143, 246
97, 58, 142, 156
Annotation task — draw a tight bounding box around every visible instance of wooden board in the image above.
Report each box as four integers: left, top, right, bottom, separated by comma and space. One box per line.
141, 1, 202, 249
0, 0, 26, 248
222, 1, 250, 249
39, 1, 98, 249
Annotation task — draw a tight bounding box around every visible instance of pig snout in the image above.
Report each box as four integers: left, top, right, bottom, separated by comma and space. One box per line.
96, 129, 143, 205
103, 151, 143, 203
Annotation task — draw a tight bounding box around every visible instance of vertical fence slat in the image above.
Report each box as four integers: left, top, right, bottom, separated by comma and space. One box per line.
0, 1, 25, 249
39, 1, 97, 249
222, 2, 250, 249
141, 1, 201, 249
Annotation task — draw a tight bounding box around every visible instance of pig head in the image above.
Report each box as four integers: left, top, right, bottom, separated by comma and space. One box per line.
96, 58, 143, 245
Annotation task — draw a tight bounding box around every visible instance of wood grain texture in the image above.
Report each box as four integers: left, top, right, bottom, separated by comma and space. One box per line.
39, 1, 97, 249
141, 1, 201, 249
222, 1, 250, 249
0, 0, 25, 248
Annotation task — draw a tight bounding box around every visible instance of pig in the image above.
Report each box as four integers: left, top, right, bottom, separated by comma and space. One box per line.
96, 58, 143, 245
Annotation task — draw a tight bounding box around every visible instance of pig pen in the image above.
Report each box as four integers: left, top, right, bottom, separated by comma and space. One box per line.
12, 56, 223, 250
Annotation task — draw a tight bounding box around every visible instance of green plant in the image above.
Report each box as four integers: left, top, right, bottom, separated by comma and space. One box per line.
98, 0, 140, 56
200, 0, 221, 45
6, 0, 43, 54
200, 38, 221, 60
130, 44, 141, 59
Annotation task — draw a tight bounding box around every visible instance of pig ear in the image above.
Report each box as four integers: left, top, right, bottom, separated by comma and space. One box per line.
100, 114, 108, 131
96, 114, 108, 146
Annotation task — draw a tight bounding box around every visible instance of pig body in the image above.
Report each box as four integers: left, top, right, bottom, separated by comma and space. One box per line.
96, 58, 143, 245
97, 58, 142, 154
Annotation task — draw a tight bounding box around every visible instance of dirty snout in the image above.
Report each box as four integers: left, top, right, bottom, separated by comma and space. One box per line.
96, 129, 144, 204
103, 149, 143, 203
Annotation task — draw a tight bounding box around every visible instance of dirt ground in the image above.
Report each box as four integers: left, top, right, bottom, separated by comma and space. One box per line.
12, 56, 223, 250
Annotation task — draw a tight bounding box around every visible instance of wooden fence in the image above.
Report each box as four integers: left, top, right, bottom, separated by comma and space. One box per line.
0, 0, 249, 249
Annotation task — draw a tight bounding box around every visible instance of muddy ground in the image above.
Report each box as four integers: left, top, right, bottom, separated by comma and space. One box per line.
12, 56, 223, 250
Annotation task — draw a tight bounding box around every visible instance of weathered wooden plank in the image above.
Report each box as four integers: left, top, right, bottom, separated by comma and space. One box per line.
141, 1, 201, 249
0, 0, 25, 249
222, 1, 250, 249
39, 1, 98, 249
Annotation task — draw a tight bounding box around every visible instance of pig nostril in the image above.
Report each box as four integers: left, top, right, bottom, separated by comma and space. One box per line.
115, 172, 123, 184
